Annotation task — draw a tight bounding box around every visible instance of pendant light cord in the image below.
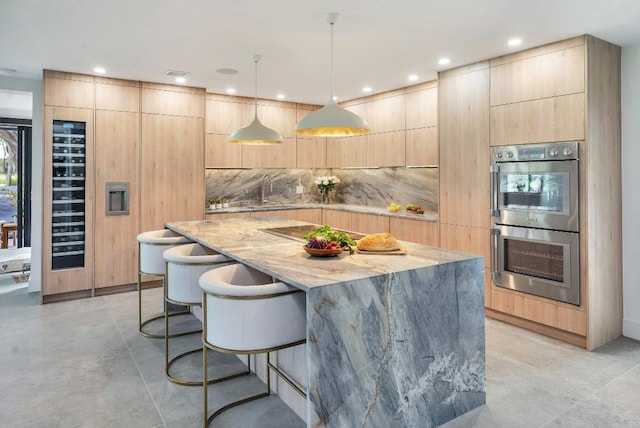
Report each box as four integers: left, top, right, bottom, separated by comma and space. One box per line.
253, 55, 260, 116
330, 20, 335, 103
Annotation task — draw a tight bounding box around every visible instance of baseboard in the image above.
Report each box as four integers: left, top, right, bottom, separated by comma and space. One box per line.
42, 289, 92, 304
94, 283, 137, 296
623, 318, 640, 341
486, 308, 587, 349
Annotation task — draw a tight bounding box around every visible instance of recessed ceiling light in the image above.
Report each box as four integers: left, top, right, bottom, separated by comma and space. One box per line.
408, 74, 418, 82
438, 58, 450, 66
508, 38, 522, 47
226, 88, 236, 94
276, 93, 285, 99
175, 76, 186, 84
362, 86, 372, 93
94, 67, 106, 74
217, 68, 239, 75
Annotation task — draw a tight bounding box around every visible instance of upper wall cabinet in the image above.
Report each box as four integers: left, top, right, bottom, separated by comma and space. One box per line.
405, 85, 438, 129
141, 83, 205, 117
43, 71, 94, 109
489, 37, 586, 146
296, 107, 327, 168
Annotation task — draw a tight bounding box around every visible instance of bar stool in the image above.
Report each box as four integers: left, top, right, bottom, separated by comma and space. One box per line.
137, 229, 192, 339
163, 243, 236, 386
199, 264, 307, 426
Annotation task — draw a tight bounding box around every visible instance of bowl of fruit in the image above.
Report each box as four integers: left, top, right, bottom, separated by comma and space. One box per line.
387, 202, 402, 213
405, 204, 424, 214
303, 236, 343, 257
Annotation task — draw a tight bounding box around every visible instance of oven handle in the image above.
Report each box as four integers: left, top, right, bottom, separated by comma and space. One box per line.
491, 227, 500, 282
490, 165, 500, 218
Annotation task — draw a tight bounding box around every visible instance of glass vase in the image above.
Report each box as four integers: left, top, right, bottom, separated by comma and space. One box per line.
320, 189, 333, 204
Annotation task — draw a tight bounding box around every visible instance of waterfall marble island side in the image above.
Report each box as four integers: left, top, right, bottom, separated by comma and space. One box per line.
165, 218, 486, 427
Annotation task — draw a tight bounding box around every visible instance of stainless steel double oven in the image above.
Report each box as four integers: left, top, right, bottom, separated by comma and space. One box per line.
491, 141, 580, 305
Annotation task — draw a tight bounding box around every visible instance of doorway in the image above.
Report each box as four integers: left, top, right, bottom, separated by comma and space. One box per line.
0, 119, 32, 247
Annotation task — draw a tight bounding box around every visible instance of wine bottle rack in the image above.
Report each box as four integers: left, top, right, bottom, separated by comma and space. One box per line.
51, 120, 86, 270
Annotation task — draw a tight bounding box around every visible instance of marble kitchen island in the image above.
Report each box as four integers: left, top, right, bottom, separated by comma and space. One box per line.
166, 217, 486, 428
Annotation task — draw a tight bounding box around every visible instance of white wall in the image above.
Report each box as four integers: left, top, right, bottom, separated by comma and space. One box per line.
0, 75, 42, 293
622, 43, 640, 341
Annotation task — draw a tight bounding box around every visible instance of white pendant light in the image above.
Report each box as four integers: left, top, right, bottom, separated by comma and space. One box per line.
228, 55, 283, 145
294, 13, 371, 137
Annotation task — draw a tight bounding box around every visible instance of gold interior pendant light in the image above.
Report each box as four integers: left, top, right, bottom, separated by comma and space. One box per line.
294, 13, 371, 137
228, 55, 283, 145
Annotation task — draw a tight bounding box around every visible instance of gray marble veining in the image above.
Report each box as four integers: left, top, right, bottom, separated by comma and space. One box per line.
205, 167, 438, 211
165, 218, 485, 427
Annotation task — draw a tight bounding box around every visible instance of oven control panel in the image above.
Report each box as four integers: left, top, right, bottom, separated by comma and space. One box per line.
493, 141, 579, 162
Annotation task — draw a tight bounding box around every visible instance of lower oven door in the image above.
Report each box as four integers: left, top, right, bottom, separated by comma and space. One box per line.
492, 225, 580, 305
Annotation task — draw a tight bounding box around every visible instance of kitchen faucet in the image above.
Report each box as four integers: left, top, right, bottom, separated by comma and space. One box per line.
261, 175, 273, 205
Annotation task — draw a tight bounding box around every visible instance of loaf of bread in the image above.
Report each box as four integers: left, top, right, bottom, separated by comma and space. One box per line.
356, 233, 400, 252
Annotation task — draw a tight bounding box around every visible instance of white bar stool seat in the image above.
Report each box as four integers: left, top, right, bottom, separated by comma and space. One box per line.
199, 263, 306, 426
162, 243, 237, 386
137, 229, 192, 338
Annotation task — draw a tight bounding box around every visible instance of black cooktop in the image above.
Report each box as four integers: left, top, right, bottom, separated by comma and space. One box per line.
261, 225, 365, 242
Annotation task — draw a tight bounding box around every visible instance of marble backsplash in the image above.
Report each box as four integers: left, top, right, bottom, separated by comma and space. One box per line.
205, 167, 438, 212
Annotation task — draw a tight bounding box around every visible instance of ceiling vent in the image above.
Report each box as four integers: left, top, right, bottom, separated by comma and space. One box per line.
164, 70, 190, 78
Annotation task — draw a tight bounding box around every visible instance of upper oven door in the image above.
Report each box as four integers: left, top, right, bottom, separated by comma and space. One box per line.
492, 160, 578, 232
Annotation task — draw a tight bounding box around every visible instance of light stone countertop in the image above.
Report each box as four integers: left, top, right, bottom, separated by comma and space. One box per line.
165, 217, 478, 291
205, 203, 438, 222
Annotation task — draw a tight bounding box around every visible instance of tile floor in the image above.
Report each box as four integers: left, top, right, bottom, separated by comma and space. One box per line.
1, 278, 639, 428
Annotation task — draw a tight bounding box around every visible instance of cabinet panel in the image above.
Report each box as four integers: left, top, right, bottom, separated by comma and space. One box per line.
257, 104, 297, 138
367, 131, 405, 167
95, 82, 140, 112
296, 108, 327, 168
368, 95, 405, 132
439, 64, 491, 228
389, 218, 438, 246
406, 127, 438, 166
94, 109, 140, 289
140, 114, 205, 232
406, 87, 438, 129
439, 224, 490, 268
44, 77, 94, 109
142, 87, 205, 117
321, 210, 352, 231
327, 135, 367, 168
242, 137, 297, 168
43, 106, 94, 296
251, 209, 322, 224
351, 213, 389, 235
490, 93, 585, 146
205, 134, 243, 168
490, 44, 585, 106
206, 99, 245, 134
491, 287, 587, 336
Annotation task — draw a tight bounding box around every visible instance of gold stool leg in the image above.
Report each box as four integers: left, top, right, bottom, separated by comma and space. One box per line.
138, 271, 192, 339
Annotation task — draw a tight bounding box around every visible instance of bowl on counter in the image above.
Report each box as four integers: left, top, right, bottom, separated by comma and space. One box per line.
303, 245, 343, 258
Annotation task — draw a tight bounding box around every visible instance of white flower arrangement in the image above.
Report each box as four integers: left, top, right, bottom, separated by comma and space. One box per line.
314, 175, 340, 203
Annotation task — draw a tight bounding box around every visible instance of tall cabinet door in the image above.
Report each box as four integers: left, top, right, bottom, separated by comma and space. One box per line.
43, 106, 95, 299
94, 80, 140, 289
140, 114, 204, 232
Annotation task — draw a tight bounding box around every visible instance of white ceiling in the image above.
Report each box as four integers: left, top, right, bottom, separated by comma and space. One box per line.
2, 0, 640, 105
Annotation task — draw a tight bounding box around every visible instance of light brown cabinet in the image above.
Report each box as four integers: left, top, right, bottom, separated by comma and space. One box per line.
296, 108, 327, 168
93, 79, 140, 290
350, 213, 390, 235
389, 218, 439, 246
42, 71, 206, 300
140, 112, 205, 232
489, 37, 586, 146
439, 62, 491, 230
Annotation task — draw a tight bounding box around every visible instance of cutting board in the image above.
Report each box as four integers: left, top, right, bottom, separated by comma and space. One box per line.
355, 248, 407, 255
